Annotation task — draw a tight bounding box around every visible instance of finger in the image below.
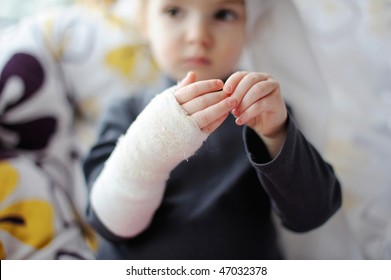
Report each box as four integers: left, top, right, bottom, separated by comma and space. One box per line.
229, 72, 270, 108
177, 71, 196, 89
181, 90, 228, 115
223, 71, 249, 94
235, 99, 265, 126
192, 97, 237, 129
201, 113, 229, 134
232, 78, 279, 116
175, 79, 224, 104
235, 88, 283, 125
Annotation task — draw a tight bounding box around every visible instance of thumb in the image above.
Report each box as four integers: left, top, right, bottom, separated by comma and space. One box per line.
177, 71, 196, 88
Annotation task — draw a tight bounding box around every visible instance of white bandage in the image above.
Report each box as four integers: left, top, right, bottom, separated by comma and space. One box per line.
90, 86, 209, 237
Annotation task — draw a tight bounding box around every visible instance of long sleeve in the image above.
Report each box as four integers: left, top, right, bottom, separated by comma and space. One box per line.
244, 115, 342, 232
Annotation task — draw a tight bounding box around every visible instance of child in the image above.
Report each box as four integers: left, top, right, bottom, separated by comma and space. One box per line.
83, 0, 341, 259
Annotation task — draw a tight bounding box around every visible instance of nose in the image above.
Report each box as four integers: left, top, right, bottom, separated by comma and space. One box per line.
185, 16, 212, 48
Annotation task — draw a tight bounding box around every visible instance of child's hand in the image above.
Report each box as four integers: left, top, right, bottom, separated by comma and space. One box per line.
175, 72, 237, 133
224, 71, 288, 157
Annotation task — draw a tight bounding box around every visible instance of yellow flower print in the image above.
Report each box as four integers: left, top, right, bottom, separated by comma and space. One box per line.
106, 45, 160, 82
0, 241, 5, 259
0, 161, 18, 202
0, 161, 54, 257
106, 45, 138, 77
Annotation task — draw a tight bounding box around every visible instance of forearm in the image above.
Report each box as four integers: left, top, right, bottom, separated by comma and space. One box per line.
257, 126, 287, 158
90, 86, 209, 238
244, 116, 341, 231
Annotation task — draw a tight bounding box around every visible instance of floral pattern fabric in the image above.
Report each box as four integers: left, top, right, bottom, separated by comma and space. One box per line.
0, 2, 158, 259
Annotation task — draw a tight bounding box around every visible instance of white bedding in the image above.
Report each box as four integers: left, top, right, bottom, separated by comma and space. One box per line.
243, 0, 391, 259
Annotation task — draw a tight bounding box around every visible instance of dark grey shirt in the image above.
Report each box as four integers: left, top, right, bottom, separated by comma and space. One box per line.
83, 79, 341, 260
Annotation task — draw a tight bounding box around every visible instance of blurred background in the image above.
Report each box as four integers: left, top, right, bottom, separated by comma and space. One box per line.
0, 0, 72, 28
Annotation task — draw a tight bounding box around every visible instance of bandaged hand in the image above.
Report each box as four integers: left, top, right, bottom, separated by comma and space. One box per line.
90, 72, 236, 238
224, 71, 288, 157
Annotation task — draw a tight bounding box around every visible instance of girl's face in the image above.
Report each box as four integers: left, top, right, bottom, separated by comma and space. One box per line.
144, 0, 246, 81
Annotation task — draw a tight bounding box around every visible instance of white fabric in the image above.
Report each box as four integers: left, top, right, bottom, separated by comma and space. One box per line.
293, 0, 391, 259
91, 86, 209, 237
242, 0, 391, 259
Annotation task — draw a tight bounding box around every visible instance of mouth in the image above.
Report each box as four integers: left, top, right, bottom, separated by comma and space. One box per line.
184, 57, 211, 67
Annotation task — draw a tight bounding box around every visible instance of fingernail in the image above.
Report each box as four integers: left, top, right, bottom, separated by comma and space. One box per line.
227, 98, 237, 108
236, 118, 243, 125
215, 80, 224, 87
224, 85, 232, 94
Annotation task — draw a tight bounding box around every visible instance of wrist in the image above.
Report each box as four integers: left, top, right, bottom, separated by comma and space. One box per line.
256, 124, 287, 159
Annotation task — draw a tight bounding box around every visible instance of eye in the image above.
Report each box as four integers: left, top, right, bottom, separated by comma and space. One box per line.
214, 9, 237, 21
165, 6, 182, 18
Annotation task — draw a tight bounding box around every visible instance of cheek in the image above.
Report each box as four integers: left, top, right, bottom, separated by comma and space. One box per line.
149, 25, 179, 61
231, 42, 244, 59
217, 28, 245, 58
149, 32, 173, 60
220, 41, 244, 68
149, 39, 182, 79
151, 42, 176, 70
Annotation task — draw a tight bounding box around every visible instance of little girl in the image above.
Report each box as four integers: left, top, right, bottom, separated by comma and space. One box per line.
83, 0, 341, 259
